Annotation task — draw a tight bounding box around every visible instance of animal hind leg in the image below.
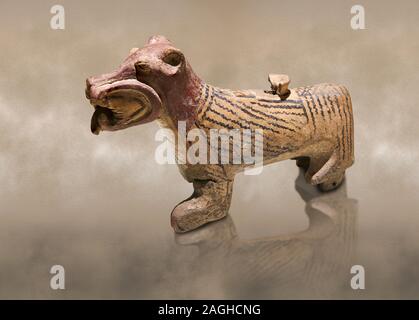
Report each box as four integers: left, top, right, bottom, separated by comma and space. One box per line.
317, 171, 345, 192
309, 149, 345, 192
294, 156, 310, 171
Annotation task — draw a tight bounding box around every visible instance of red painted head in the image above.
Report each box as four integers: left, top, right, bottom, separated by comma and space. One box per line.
85, 35, 202, 134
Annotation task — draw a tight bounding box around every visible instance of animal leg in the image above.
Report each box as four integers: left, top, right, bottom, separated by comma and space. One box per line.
294, 156, 310, 171
308, 149, 345, 192
171, 179, 234, 233
317, 172, 345, 192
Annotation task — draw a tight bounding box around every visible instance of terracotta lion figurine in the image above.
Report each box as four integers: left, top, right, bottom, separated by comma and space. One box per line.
85, 35, 354, 233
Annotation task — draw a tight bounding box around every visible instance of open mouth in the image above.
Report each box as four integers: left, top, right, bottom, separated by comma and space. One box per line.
88, 80, 162, 135
91, 105, 116, 135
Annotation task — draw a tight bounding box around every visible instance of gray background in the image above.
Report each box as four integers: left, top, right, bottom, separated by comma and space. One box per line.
0, 0, 418, 298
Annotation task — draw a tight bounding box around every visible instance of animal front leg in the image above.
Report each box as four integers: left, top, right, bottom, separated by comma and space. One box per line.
171, 179, 234, 233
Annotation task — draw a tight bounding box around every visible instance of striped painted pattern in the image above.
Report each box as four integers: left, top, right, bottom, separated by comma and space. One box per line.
194, 82, 354, 167
296, 84, 354, 165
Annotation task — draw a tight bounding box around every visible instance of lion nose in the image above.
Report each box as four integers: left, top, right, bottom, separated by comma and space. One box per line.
85, 75, 108, 100
85, 72, 120, 100
86, 77, 94, 90
85, 78, 93, 99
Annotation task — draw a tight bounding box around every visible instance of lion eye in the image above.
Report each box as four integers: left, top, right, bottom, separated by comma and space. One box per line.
135, 62, 151, 77
162, 52, 182, 67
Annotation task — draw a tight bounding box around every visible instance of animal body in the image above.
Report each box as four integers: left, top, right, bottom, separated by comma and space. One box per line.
85, 35, 354, 233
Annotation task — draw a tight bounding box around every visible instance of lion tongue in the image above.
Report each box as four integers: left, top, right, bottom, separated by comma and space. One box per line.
90, 109, 102, 135
91, 106, 114, 135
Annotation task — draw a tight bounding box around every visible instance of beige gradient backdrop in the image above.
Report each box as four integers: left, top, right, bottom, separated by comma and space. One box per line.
0, 0, 418, 298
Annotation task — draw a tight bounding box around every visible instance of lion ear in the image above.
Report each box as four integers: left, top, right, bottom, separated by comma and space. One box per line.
147, 35, 172, 45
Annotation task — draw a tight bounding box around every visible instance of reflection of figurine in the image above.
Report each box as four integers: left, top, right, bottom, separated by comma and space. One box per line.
86, 35, 355, 233
175, 169, 358, 298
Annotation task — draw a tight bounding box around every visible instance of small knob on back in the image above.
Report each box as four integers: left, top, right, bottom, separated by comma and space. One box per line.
268, 74, 291, 100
